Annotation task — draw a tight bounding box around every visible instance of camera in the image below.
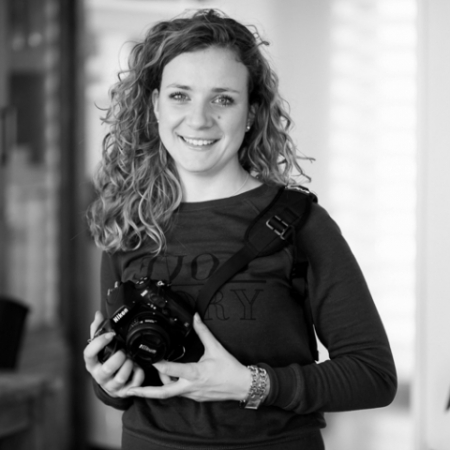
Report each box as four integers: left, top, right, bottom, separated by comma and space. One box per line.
94, 277, 194, 370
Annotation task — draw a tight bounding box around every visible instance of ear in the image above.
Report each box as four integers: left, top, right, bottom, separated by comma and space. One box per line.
152, 89, 160, 121
247, 104, 256, 128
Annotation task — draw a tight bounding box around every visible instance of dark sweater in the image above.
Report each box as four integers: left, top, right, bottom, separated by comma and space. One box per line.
94, 184, 397, 449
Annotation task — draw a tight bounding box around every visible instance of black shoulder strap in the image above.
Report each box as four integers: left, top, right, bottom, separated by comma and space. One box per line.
196, 186, 319, 359
291, 259, 319, 361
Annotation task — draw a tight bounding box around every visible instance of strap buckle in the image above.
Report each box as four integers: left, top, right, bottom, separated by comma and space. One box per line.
266, 215, 291, 240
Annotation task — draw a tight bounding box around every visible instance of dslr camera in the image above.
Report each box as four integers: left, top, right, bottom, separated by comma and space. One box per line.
94, 277, 194, 370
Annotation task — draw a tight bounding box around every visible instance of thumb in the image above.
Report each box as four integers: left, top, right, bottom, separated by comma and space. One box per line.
193, 313, 221, 352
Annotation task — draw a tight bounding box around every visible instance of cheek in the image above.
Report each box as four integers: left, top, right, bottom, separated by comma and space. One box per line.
157, 121, 177, 150
158, 112, 182, 138
229, 116, 247, 137
158, 102, 180, 123
159, 126, 177, 149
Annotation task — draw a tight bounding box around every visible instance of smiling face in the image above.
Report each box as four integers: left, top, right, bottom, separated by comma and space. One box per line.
152, 46, 253, 182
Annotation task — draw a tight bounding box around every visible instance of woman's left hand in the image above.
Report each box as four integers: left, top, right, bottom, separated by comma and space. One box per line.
125, 313, 252, 402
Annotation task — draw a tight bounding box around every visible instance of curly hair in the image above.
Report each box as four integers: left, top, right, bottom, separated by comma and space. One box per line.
87, 8, 311, 254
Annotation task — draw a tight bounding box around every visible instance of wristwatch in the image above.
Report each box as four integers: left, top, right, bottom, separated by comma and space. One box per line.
240, 365, 270, 410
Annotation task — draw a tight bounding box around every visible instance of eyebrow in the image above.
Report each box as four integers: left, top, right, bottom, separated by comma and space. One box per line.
166, 83, 241, 94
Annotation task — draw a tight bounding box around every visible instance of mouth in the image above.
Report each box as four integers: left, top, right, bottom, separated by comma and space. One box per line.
179, 136, 219, 147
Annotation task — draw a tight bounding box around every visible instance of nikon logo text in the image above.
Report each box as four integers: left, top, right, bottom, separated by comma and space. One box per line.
113, 307, 129, 323
139, 344, 157, 354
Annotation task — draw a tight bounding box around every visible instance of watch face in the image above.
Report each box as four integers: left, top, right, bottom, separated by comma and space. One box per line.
243, 397, 263, 410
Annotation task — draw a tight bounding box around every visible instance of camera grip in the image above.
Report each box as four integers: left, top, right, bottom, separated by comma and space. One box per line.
106, 282, 126, 316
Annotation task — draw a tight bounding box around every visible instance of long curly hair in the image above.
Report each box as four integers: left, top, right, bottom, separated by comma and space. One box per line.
87, 8, 311, 254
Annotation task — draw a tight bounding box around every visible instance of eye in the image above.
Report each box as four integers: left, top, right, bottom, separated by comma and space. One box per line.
213, 95, 234, 107
169, 91, 189, 102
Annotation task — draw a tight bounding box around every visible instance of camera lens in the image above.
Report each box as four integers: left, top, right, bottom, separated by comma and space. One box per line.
126, 313, 171, 365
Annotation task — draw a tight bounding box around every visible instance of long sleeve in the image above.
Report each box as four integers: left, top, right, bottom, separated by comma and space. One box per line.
263, 203, 397, 413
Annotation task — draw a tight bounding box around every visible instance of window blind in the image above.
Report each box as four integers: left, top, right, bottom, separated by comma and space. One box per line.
328, 0, 417, 383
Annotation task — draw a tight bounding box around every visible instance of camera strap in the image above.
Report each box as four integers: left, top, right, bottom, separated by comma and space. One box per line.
196, 185, 319, 361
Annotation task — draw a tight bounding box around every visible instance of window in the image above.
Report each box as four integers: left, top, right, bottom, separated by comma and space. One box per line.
323, 1, 416, 448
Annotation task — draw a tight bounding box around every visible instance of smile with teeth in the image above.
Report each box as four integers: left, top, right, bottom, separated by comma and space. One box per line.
181, 136, 218, 147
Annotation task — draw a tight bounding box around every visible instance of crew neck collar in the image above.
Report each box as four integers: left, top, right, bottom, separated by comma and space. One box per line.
178, 184, 274, 212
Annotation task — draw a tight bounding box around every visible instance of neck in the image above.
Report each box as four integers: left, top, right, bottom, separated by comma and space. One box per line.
180, 169, 259, 202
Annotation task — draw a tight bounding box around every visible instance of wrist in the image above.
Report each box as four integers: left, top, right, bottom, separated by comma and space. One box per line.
99, 383, 119, 398
240, 365, 271, 410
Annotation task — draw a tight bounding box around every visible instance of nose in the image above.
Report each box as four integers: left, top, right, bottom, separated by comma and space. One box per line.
186, 101, 213, 129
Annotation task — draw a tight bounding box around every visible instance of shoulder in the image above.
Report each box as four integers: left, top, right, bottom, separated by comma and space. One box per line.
296, 199, 362, 271
279, 185, 341, 237
101, 245, 155, 281
285, 184, 318, 203
275, 185, 347, 257
301, 200, 343, 241
306, 202, 340, 233
101, 251, 121, 281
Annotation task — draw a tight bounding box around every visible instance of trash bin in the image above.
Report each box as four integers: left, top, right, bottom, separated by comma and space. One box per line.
0, 297, 29, 369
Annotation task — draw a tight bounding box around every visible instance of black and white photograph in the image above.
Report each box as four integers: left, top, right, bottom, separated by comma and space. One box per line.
0, 1, 448, 449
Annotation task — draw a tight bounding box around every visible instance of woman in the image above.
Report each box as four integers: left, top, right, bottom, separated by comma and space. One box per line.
84, 9, 397, 450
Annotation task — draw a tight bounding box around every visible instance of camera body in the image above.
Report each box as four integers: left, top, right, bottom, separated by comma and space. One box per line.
94, 277, 194, 370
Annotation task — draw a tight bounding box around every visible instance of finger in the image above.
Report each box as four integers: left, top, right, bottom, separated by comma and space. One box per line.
128, 365, 145, 388
83, 332, 115, 370
126, 379, 187, 400
90, 311, 105, 338
90, 350, 127, 386
101, 358, 133, 394
153, 360, 196, 380
109, 364, 146, 398
113, 358, 134, 386
158, 372, 175, 385
193, 313, 222, 352
100, 350, 127, 378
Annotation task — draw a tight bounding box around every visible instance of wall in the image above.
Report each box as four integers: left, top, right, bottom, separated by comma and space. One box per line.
414, 0, 450, 448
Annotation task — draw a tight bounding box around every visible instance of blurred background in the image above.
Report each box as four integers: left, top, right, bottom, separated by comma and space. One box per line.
0, 0, 448, 449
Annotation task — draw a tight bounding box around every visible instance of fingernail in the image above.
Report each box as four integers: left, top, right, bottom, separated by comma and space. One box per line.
194, 313, 200, 322
105, 332, 115, 340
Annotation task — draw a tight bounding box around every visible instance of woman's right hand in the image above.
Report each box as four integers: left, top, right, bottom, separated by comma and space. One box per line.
83, 311, 145, 398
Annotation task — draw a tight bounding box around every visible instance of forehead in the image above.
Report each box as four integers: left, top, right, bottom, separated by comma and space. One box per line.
160, 47, 249, 90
